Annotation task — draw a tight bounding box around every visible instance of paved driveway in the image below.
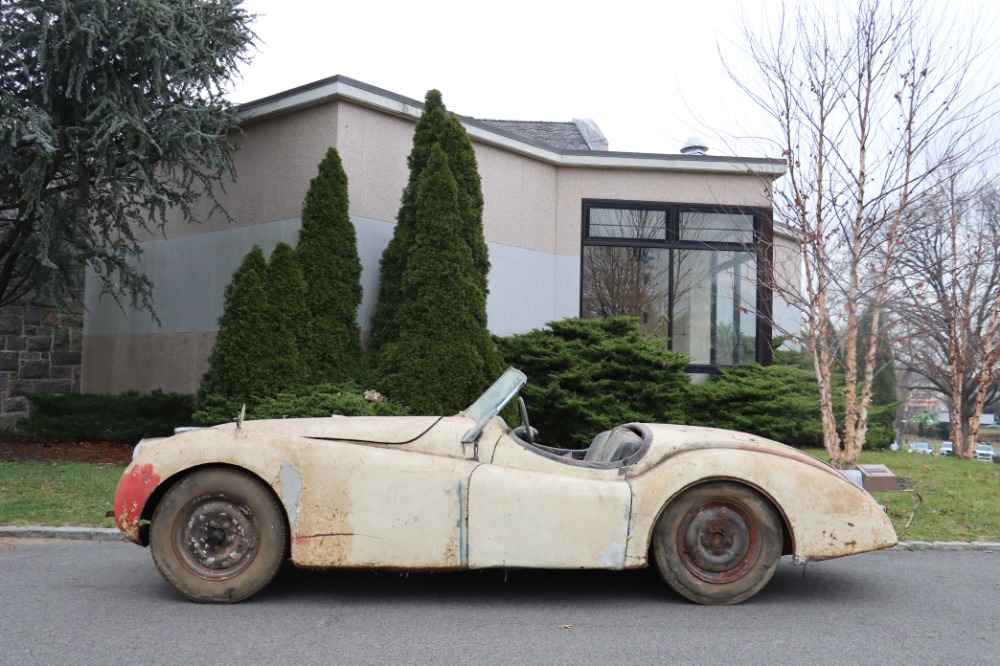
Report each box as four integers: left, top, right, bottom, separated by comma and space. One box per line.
1, 539, 998, 666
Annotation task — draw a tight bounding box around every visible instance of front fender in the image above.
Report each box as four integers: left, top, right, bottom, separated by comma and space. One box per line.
113, 462, 162, 544
113, 429, 296, 546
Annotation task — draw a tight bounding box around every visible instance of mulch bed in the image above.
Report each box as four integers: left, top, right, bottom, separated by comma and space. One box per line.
0, 435, 133, 465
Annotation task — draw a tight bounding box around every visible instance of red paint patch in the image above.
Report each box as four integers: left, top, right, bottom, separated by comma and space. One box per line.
113, 463, 160, 544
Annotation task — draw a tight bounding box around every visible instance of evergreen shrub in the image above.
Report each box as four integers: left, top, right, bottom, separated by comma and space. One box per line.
687, 349, 896, 450
774, 348, 895, 450
16, 391, 194, 442
864, 405, 896, 450
192, 384, 408, 426
685, 362, 827, 448
497, 317, 690, 448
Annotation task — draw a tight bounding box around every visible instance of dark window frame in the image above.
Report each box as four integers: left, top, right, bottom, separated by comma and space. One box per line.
580, 199, 774, 374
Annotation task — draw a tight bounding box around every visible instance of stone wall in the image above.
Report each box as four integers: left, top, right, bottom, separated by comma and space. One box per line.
0, 300, 83, 431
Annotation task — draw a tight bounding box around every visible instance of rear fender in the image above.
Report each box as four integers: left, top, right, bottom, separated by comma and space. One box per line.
626, 448, 897, 566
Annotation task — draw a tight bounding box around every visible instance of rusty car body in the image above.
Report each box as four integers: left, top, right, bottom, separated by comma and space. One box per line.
114, 368, 897, 605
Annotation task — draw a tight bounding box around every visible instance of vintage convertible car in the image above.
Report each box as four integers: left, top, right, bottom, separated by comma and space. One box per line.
114, 368, 897, 605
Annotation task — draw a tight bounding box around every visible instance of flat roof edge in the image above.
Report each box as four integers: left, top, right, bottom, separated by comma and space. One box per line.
237, 76, 786, 177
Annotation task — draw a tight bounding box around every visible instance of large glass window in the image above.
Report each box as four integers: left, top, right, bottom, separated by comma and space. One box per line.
588, 208, 667, 240
679, 211, 753, 243
671, 249, 757, 366
581, 202, 769, 371
582, 246, 670, 327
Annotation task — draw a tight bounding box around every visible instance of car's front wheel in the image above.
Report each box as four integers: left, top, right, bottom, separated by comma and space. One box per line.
149, 468, 288, 603
651, 482, 782, 605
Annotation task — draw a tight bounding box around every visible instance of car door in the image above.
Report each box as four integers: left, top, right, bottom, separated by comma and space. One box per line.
466, 435, 633, 570
288, 418, 481, 570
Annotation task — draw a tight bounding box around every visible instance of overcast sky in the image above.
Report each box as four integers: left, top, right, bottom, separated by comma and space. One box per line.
229, 0, 999, 158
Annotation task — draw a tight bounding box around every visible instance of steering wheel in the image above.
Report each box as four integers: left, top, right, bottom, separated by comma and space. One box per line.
517, 396, 534, 445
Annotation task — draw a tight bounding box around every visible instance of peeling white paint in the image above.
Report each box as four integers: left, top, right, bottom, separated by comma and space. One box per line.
468, 456, 632, 570
277, 460, 303, 530
602, 542, 626, 567
126, 412, 895, 578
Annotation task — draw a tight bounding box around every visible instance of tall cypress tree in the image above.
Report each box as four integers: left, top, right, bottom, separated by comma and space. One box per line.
369, 90, 450, 356
197, 246, 274, 406
369, 90, 492, 360
369, 90, 503, 390
376, 146, 498, 413
442, 112, 489, 298
297, 147, 363, 383
264, 242, 309, 391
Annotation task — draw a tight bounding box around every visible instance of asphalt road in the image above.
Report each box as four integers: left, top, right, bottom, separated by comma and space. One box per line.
1, 538, 998, 666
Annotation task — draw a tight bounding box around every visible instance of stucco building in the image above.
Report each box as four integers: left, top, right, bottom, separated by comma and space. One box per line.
81, 75, 795, 394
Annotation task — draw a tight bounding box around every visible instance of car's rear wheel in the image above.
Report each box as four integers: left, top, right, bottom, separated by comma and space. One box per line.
651, 481, 782, 605
149, 468, 287, 603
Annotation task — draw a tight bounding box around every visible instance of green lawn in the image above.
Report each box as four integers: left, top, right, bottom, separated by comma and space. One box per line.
2, 452, 1000, 542
0, 462, 123, 527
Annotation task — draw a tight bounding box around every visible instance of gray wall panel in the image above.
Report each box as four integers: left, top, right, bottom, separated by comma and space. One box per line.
84, 220, 302, 336
83, 218, 576, 339
486, 245, 579, 336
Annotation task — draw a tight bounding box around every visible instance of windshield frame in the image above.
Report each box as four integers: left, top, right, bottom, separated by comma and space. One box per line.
460, 367, 527, 443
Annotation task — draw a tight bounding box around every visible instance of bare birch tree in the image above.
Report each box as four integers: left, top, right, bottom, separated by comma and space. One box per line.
892, 181, 1000, 458
728, 0, 998, 467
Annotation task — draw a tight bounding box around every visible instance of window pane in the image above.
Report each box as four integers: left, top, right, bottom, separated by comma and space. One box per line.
671, 250, 757, 365
581, 246, 670, 335
679, 211, 753, 244
588, 208, 666, 240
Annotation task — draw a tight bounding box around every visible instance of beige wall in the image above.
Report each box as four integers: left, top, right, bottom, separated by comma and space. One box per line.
145, 100, 417, 242
477, 145, 560, 253
83, 91, 790, 394
83, 331, 216, 395
771, 230, 803, 339
336, 104, 415, 224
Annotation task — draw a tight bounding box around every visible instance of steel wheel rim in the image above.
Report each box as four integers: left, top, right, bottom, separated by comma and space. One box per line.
174, 495, 260, 580
679, 499, 760, 584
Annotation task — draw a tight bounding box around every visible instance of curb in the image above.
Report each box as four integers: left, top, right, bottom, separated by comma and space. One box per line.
1, 526, 999, 551
890, 540, 1000, 551
0, 526, 125, 542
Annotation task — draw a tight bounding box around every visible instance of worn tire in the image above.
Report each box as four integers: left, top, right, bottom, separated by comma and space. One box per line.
651, 482, 782, 605
149, 468, 288, 603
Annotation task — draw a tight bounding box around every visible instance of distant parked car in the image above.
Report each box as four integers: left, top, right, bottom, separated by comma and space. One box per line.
974, 444, 996, 462
939, 441, 954, 456
908, 441, 933, 455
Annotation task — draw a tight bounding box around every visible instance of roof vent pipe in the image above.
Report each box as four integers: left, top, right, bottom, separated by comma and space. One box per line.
680, 137, 708, 155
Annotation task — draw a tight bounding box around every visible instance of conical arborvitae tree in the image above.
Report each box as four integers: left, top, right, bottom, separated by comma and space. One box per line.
375, 146, 499, 413
197, 246, 276, 407
443, 112, 489, 300
368, 89, 492, 361
296, 147, 364, 383
856, 306, 897, 448
369, 90, 450, 357
264, 242, 309, 391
